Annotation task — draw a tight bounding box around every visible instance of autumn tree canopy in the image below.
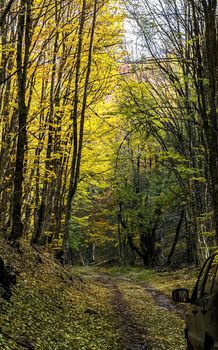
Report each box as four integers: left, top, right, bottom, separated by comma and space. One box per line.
0, 0, 217, 267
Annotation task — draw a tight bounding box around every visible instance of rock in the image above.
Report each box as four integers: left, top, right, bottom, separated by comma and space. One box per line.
18, 335, 35, 350
0, 257, 17, 301
35, 254, 43, 264
84, 307, 98, 315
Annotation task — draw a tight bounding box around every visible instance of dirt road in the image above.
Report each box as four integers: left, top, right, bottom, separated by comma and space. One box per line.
92, 273, 186, 350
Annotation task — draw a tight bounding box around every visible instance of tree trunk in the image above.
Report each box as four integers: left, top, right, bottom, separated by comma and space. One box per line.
63, 0, 98, 263
167, 209, 185, 265
10, 0, 31, 245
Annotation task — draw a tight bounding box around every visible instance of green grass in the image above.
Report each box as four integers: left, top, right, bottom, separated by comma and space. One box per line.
98, 265, 199, 298
117, 279, 186, 349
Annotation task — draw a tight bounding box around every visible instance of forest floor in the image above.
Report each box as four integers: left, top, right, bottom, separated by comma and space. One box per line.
75, 267, 197, 350
0, 238, 199, 350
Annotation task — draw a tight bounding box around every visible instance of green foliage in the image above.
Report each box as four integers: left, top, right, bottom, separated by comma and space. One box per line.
112, 127, 183, 256
69, 221, 85, 252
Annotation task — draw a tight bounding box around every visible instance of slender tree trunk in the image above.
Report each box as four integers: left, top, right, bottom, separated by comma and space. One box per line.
202, 1, 218, 243
10, 0, 31, 245
167, 209, 185, 265
63, 0, 98, 263
32, 27, 59, 245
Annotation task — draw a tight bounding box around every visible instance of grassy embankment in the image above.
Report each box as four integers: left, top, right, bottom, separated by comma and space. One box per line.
0, 238, 119, 350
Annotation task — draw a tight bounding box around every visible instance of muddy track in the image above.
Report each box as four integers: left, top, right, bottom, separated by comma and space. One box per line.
94, 275, 149, 350
143, 285, 186, 319
113, 276, 186, 319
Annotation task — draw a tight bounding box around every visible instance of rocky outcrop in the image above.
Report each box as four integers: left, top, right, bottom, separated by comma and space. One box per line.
0, 257, 17, 301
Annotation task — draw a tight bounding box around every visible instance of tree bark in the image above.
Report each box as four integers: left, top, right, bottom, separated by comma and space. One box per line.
10, 0, 31, 245
63, 0, 98, 263
167, 209, 185, 265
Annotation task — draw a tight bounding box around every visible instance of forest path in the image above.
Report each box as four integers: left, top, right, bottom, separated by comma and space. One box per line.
94, 274, 149, 349
143, 284, 185, 319
92, 272, 186, 350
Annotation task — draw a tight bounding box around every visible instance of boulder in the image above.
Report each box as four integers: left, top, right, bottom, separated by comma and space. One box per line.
0, 257, 17, 301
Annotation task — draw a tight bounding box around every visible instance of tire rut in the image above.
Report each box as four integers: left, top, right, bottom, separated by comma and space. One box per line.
143, 285, 186, 319
94, 275, 149, 350
113, 276, 186, 319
